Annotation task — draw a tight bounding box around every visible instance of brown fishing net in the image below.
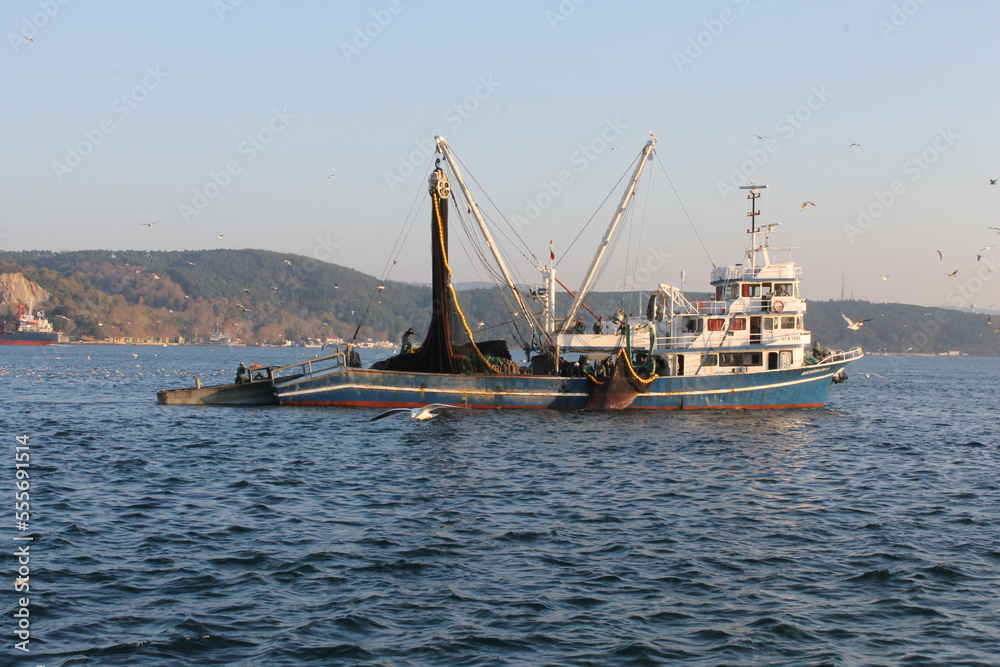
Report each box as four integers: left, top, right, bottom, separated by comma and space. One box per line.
584, 350, 656, 410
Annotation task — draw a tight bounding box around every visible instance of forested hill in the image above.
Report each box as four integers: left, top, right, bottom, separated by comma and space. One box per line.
0, 249, 997, 354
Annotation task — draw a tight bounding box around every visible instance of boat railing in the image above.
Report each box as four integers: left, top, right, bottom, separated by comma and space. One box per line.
272, 347, 348, 383
711, 264, 802, 283
817, 346, 864, 365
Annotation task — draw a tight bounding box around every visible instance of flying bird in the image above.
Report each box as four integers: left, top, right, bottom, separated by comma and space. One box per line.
842, 313, 872, 330
151, 273, 160, 280
328, 174, 335, 178
333, 283, 339, 289
217, 234, 224, 239
282, 259, 292, 266
849, 143, 863, 149
751, 133, 771, 140
185, 261, 196, 266
369, 403, 466, 422
23, 36, 33, 42
800, 202, 815, 212
946, 269, 958, 277
991, 179, 997, 185
936, 250, 943, 260
140, 221, 161, 227
981, 245, 993, 252
880, 274, 891, 280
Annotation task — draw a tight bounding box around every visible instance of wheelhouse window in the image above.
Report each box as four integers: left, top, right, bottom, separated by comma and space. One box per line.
708, 318, 725, 332
780, 316, 796, 329
702, 353, 718, 366
774, 283, 795, 297
719, 352, 763, 367
741, 283, 760, 297
730, 317, 747, 330
683, 318, 704, 334
762, 317, 776, 331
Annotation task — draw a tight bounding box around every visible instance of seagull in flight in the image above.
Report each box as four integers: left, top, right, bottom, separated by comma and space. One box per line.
946, 269, 959, 277
23, 36, 33, 42
751, 133, 771, 140
800, 201, 816, 212
936, 250, 943, 261
369, 403, 466, 421
849, 143, 863, 149
282, 259, 292, 266
990, 179, 997, 185
140, 221, 161, 227
880, 274, 891, 280
842, 313, 872, 330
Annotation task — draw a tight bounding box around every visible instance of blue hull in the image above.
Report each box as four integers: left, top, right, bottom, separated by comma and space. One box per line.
273, 357, 859, 410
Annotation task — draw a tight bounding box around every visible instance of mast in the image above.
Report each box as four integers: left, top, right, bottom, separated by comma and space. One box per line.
434, 136, 550, 350
563, 138, 656, 330
739, 183, 767, 269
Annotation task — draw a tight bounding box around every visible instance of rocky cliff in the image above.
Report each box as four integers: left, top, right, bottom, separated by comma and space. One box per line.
0, 273, 51, 313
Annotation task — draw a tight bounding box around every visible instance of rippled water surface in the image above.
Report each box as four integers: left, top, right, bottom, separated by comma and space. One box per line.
4, 345, 1000, 666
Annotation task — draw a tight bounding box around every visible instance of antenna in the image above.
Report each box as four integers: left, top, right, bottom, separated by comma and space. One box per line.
739, 183, 768, 235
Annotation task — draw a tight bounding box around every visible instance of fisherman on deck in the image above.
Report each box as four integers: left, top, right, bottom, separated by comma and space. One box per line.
592, 317, 603, 334
401, 328, 418, 353
572, 318, 585, 334
234, 362, 247, 384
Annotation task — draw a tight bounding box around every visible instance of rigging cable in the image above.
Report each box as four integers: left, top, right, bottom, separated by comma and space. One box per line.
555, 155, 635, 268
350, 161, 435, 342
654, 152, 716, 269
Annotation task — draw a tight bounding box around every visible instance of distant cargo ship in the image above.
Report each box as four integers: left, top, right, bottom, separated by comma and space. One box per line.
0, 304, 64, 345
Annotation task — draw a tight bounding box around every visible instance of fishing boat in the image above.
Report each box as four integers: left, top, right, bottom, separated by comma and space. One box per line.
0, 303, 64, 345
271, 137, 862, 410
156, 364, 279, 406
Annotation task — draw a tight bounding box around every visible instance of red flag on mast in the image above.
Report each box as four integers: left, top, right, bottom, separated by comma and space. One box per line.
549, 240, 555, 261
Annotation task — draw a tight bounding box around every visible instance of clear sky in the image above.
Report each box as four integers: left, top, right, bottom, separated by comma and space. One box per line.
3, 0, 998, 307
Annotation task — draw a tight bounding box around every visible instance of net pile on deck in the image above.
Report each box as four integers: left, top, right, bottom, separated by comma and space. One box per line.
371, 165, 518, 376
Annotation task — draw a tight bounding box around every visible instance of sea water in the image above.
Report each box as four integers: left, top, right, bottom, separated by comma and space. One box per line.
2, 345, 999, 666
